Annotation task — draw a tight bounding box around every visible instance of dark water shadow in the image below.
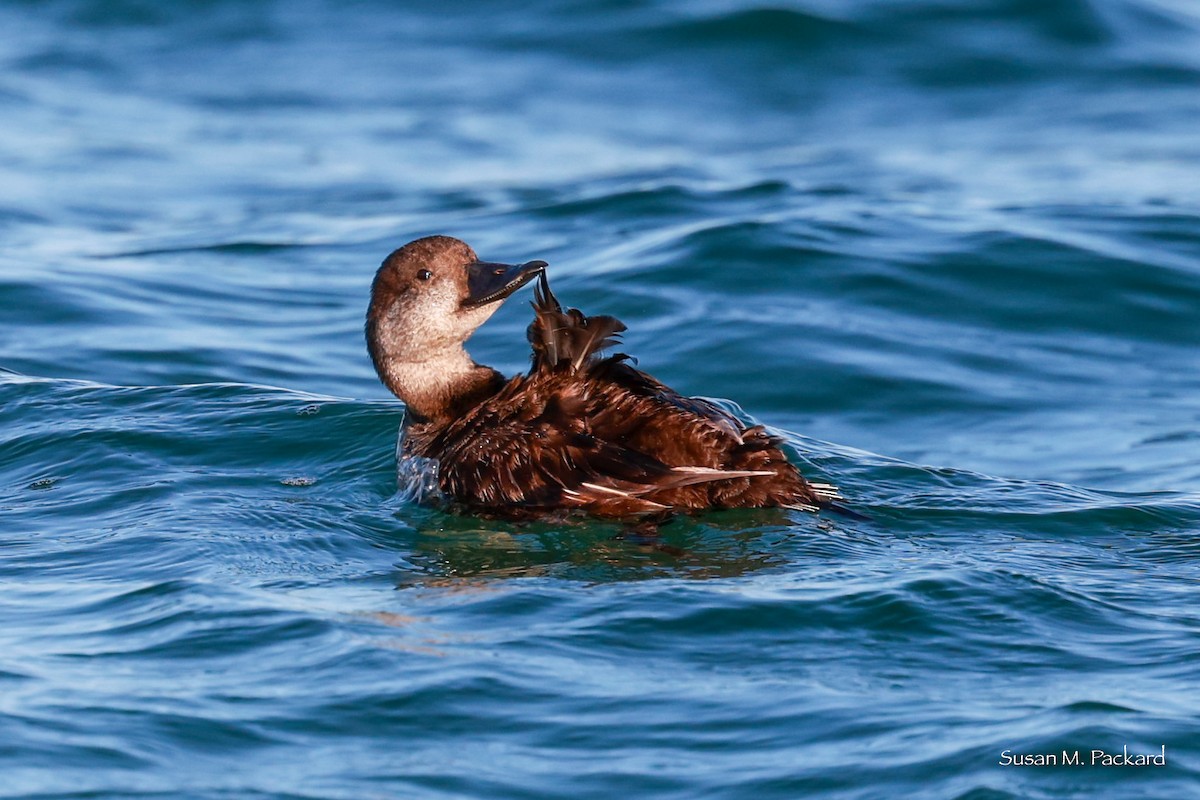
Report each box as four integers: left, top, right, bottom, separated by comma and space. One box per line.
382, 503, 867, 586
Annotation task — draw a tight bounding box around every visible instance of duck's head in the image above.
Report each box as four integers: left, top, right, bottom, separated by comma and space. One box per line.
366, 235, 546, 418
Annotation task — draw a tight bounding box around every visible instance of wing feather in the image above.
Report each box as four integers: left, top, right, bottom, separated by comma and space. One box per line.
407, 377, 788, 518
528, 272, 626, 373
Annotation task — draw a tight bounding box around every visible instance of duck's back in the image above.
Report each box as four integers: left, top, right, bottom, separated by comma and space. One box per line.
402, 275, 837, 519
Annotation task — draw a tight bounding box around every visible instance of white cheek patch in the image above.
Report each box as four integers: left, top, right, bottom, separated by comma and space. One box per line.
459, 302, 502, 335
382, 281, 503, 362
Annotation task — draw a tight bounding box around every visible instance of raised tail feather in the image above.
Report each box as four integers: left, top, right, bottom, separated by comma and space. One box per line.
528, 272, 626, 373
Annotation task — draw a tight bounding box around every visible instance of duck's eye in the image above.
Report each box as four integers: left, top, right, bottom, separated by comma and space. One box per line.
417, 269, 432, 281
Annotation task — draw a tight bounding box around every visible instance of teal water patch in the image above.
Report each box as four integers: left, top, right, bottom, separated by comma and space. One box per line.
4, 373, 1198, 799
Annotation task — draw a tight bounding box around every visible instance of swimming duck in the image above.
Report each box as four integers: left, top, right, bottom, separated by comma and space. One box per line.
366, 235, 843, 520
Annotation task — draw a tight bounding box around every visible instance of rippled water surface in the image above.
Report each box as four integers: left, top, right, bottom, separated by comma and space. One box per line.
3, 1, 1200, 798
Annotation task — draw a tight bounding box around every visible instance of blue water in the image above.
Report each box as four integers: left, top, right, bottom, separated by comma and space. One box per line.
3, 1, 1200, 797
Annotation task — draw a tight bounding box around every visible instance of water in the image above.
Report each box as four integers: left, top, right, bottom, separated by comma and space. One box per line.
3, 0, 1200, 797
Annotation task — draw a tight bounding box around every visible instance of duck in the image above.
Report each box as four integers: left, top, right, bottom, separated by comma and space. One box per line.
366, 235, 845, 520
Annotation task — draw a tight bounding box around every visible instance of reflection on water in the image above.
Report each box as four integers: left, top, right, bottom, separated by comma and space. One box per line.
395, 508, 815, 583
389, 397, 858, 583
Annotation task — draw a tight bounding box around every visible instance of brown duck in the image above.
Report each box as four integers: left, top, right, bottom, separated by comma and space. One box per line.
366, 235, 844, 520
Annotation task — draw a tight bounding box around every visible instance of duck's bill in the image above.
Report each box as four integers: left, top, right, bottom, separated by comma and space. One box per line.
463, 259, 548, 308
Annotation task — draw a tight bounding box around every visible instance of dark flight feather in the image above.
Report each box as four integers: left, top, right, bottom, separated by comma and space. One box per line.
528, 272, 626, 374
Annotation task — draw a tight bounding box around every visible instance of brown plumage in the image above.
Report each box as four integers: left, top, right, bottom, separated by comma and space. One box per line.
366, 235, 844, 521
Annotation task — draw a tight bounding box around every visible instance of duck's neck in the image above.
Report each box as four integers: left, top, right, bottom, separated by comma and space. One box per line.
378, 346, 504, 425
